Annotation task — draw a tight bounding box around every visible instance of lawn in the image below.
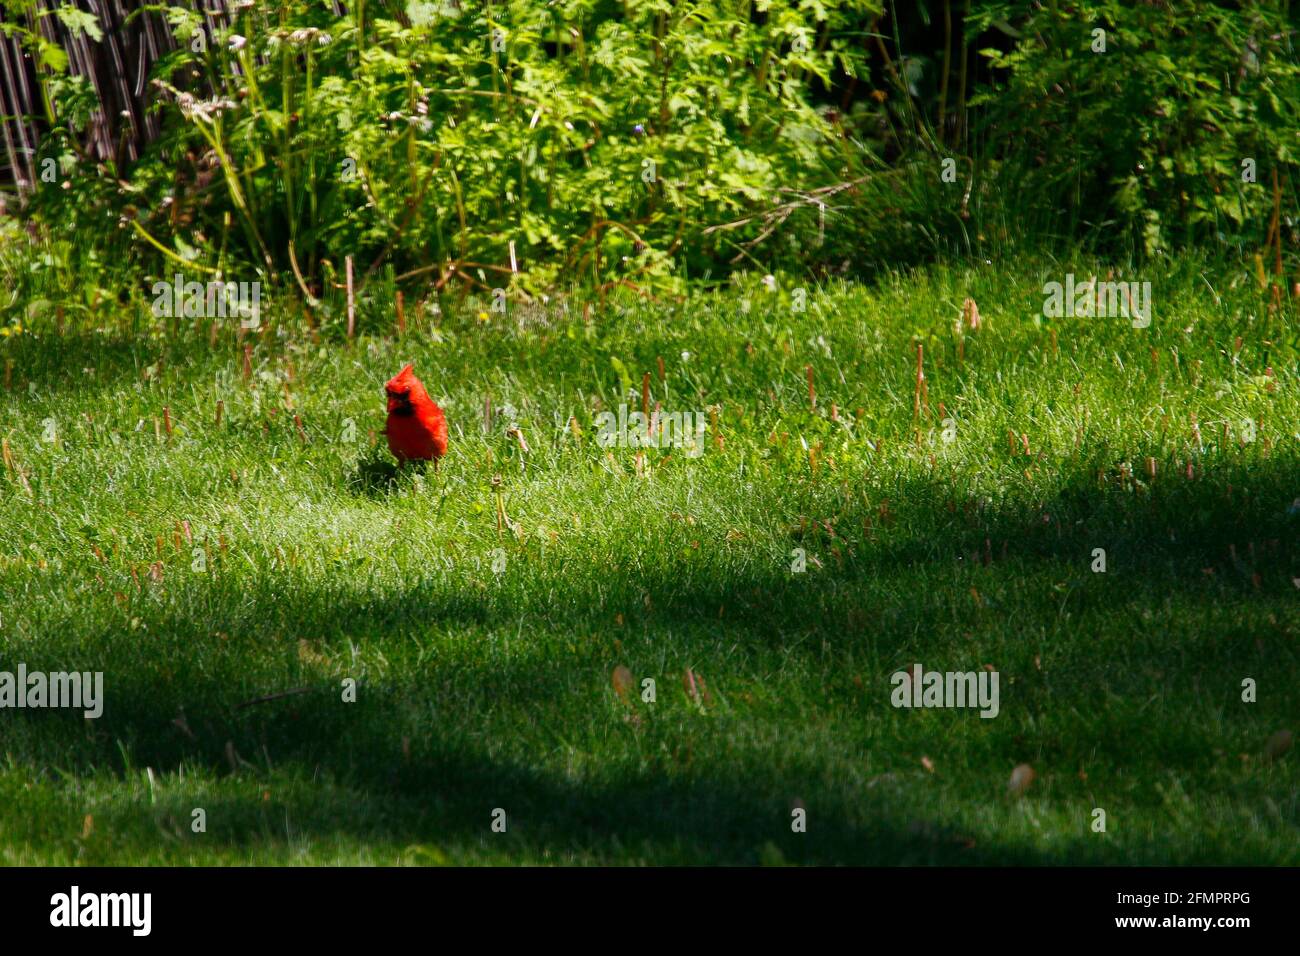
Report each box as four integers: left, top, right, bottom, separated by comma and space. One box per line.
0, 256, 1296, 865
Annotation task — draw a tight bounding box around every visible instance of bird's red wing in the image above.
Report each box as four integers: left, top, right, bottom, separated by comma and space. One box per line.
417, 403, 449, 459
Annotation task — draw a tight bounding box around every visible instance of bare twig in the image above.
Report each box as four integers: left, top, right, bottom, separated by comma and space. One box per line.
235, 686, 316, 709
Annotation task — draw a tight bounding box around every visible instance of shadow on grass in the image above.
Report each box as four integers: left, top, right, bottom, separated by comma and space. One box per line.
345, 449, 402, 496
5, 454, 1298, 863
345, 449, 449, 498
71, 752, 1050, 866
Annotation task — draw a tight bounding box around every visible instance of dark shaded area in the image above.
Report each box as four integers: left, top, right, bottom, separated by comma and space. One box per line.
3, 448, 1296, 863
345, 448, 404, 495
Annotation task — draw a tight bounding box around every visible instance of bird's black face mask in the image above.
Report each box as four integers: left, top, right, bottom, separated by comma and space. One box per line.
386, 389, 415, 416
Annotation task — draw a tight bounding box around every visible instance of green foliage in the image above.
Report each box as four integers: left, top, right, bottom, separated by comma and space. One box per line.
113, 0, 881, 292
968, 0, 1300, 256
6, 0, 1297, 295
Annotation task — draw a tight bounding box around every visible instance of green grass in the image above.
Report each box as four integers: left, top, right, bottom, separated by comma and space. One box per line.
0, 255, 1296, 865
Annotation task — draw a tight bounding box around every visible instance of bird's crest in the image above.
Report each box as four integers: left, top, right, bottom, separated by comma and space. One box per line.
386, 363, 417, 393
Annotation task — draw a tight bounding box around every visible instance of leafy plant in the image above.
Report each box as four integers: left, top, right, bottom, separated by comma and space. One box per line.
968, 0, 1300, 257
112, 0, 882, 300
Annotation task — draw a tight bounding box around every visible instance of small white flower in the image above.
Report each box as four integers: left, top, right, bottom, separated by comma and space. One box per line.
228, 34, 247, 52
762, 274, 776, 291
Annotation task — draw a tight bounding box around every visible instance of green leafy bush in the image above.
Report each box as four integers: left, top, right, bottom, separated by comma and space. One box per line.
968, 0, 1300, 256
112, 0, 881, 296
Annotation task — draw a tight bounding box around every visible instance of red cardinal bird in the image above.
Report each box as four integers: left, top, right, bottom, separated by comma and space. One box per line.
384, 364, 449, 467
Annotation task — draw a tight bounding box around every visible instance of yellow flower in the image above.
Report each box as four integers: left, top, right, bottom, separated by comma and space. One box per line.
477, 311, 490, 322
